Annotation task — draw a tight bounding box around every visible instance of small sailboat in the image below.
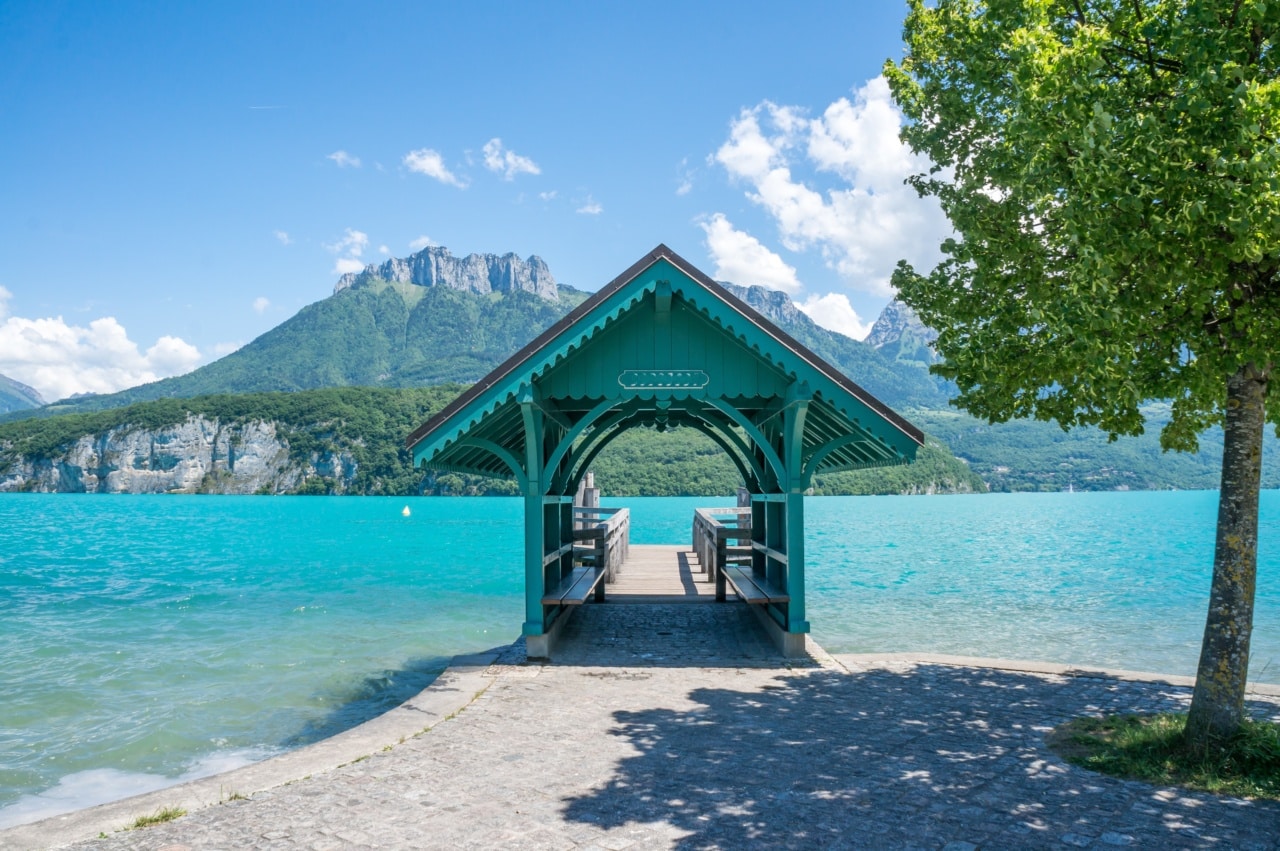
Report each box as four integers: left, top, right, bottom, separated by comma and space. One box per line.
401, 505, 411, 517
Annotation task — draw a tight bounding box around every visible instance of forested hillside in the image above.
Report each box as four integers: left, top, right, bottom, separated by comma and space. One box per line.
0, 387, 982, 497
18, 283, 591, 419
912, 406, 1280, 491
6, 248, 1273, 493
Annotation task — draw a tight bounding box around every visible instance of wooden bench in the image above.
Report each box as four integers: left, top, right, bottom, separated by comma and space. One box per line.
721, 566, 790, 605
541, 566, 607, 606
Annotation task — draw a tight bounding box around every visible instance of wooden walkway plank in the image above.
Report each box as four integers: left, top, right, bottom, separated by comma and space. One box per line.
605, 544, 717, 603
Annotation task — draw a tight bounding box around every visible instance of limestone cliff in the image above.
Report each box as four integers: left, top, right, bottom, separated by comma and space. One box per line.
720, 282, 804, 326
334, 245, 559, 301
0, 415, 358, 495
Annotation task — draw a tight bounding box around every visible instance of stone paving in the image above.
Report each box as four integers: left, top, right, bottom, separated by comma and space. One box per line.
31, 604, 1280, 849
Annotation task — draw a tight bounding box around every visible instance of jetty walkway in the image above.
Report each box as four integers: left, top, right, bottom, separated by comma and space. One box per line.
7, 598, 1276, 850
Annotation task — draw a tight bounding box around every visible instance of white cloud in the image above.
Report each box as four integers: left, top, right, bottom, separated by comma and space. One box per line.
699, 214, 802, 294
327, 150, 361, 168
796, 292, 873, 340
409, 235, 435, 251
403, 148, 467, 187
325, 228, 369, 257
675, 158, 695, 196
378, 244, 390, 255
252, 297, 270, 314
576, 196, 603, 215
677, 164, 694, 195
539, 190, 558, 201
482, 138, 541, 180
0, 285, 11, 320
273, 230, 292, 246
714, 75, 952, 297
0, 314, 202, 402
325, 228, 370, 274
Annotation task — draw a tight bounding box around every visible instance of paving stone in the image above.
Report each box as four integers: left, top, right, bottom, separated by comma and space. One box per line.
43, 603, 1280, 850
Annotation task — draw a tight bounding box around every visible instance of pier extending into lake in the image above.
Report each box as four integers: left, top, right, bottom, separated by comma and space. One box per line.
555, 503, 802, 654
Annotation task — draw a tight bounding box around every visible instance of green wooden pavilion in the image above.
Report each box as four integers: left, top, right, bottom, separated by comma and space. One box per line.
406, 245, 923, 657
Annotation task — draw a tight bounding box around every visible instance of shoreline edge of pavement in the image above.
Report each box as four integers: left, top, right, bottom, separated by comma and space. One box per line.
5, 646, 1279, 850
0, 648, 506, 851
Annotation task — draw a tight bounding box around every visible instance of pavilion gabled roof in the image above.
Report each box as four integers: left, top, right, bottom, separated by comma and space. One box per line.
406, 244, 923, 484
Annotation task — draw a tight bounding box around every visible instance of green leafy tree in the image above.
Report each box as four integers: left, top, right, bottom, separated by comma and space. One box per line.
887, 0, 1279, 749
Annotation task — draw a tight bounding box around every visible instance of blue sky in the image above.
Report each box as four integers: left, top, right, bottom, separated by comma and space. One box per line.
0, 1, 950, 402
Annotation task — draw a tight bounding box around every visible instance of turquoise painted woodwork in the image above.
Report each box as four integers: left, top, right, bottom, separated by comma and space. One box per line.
406, 245, 924, 643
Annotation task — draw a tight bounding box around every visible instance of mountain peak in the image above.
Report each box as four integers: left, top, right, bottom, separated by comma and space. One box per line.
334, 246, 559, 301
0, 372, 46, 414
866, 299, 940, 366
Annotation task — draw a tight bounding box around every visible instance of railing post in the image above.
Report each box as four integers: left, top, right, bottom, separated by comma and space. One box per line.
715, 531, 726, 589
715, 528, 727, 602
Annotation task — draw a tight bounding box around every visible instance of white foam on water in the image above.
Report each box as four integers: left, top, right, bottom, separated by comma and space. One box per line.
0, 747, 274, 830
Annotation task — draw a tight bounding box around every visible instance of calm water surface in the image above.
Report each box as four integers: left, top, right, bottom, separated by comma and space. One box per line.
1, 491, 1276, 827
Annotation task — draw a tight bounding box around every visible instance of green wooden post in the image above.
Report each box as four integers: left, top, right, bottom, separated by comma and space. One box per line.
782, 387, 810, 637
785, 489, 808, 634
522, 482, 545, 638
520, 393, 546, 641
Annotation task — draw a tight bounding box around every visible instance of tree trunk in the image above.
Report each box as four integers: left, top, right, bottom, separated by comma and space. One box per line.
1185, 363, 1268, 751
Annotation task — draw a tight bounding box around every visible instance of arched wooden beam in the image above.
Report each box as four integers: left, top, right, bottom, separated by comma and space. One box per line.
671, 407, 767, 489
454, 438, 525, 480
565, 419, 635, 494
550, 406, 639, 493
705, 398, 786, 489
542, 398, 618, 485
674, 416, 760, 490
801, 433, 868, 486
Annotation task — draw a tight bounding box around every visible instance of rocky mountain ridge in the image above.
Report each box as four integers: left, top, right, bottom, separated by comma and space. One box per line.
335, 246, 559, 301
6, 245, 1267, 493
11, 250, 942, 421
865, 299, 940, 366
0, 373, 45, 414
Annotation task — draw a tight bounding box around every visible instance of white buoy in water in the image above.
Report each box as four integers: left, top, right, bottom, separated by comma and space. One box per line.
401, 505, 411, 517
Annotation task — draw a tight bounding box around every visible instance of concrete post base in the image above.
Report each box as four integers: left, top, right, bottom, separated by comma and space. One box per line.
525, 605, 575, 661
749, 604, 809, 658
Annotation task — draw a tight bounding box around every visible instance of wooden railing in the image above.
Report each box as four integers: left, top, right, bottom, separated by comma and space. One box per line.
692, 507, 791, 605
573, 506, 630, 582
691, 507, 752, 584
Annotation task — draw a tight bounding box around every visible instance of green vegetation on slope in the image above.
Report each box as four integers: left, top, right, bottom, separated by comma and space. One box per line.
589, 427, 984, 496
6, 271, 1268, 492
18, 283, 592, 419
0, 387, 982, 497
913, 405, 1280, 492
0, 386, 463, 495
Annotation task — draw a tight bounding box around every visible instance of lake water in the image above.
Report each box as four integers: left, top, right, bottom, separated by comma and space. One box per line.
1, 491, 1277, 828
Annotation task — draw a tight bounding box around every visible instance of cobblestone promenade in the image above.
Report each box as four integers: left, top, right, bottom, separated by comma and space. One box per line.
15, 604, 1280, 850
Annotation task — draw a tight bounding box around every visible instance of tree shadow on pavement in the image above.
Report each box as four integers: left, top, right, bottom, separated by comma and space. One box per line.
561, 663, 1280, 849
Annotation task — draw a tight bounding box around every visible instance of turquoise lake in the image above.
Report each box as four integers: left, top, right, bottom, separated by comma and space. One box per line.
1, 490, 1277, 827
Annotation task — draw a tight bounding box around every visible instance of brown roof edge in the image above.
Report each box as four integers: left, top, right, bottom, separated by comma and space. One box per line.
405, 243, 924, 450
